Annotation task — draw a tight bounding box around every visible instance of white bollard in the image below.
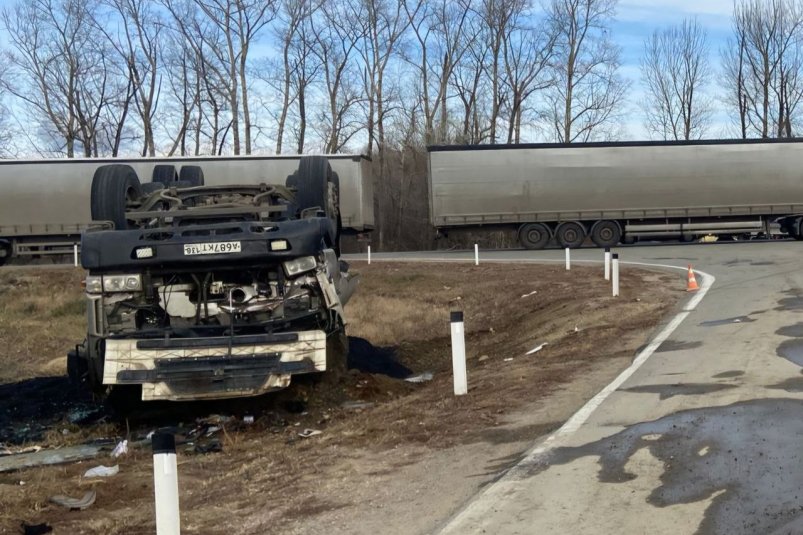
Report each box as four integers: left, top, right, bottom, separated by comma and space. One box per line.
612, 253, 620, 297
451, 311, 468, 396
367, 245, 371, 265
474, 244, 479, 266
152, 433, 180, 535
565, 248, 571, 270
73, 244, 79, 267
604, 247, 611, 281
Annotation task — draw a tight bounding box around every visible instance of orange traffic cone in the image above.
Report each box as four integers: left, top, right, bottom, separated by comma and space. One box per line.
687, 265, 699, 292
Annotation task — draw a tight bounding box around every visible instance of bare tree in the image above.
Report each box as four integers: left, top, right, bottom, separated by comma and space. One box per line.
641, 18, 712, 140
723, 0, 803, 138
545, 0, 626, 142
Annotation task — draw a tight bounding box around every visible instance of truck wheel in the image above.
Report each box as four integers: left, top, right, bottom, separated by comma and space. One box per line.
152, 164, 178, 185
518, 223, 551, 249
556, 222, 586, 249
91, 165, 142, 230
179, 165, 205, 186
0, 240, 10, 266
288, 156, 336, 221
590, 220, 622, 248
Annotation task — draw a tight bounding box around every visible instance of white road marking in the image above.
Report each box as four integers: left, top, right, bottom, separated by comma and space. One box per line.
352, 253, 714, 533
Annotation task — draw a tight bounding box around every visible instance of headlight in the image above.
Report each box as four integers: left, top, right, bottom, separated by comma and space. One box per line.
85, 274, 142, 294
283, 256, 317, 277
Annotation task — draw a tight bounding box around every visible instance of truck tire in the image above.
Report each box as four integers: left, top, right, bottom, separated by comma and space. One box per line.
0, 240, 10, 266
590, 220, 622, 248
518, 223, 551, 250
287, 156, 336, 221
179, 165, 205, 187
152, 164, 178, 185
556, 221, 586, 249
91, 165, 142, 230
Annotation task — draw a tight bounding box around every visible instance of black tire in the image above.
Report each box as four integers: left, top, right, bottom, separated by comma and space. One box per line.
91, 165, 142, 230
0, 240, 10, 266
556, 221, 586, 249
179, 165, 205, 187
518, 223, 551, 250
590, 220, 622, 248
152, 165, 178, 185
287, 156, 335, 220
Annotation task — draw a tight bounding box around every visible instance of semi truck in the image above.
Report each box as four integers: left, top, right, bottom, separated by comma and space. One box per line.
68, 156, 359, 402
428, 139, 803, 249
0, 154, 374, 264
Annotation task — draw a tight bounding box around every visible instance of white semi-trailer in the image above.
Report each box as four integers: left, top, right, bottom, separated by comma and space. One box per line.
428, 139, 803, 248
0, 154, 374, 264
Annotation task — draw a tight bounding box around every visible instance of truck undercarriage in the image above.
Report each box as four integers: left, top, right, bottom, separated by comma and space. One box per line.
68, 157, 356, 402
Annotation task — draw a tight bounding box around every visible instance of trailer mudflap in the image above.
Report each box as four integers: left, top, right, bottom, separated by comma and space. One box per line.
102, 330, 327, 401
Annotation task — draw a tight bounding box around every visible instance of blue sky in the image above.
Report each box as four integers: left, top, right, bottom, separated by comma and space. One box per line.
614, 0, 736, 139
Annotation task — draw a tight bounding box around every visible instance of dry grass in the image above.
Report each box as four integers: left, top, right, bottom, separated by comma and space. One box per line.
0, 268, 86, 384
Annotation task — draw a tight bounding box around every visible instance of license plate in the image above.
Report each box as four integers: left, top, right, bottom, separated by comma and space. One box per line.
183, 241, 242, 255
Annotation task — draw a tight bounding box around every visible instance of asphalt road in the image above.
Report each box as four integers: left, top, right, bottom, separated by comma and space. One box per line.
355, 241, 803, 535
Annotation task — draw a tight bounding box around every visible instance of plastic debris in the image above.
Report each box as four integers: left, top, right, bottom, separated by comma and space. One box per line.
0, 444, 103, 473
193, 440, 222, 454
521, 290, 538, 298
298, 429, 322, 438
503, 358, 514, 362
525, 343, 548, 356
50, 490, 96, 510
404, 371, 434, 383
478, 355, 490, 362
83, 465, 119, 478
110, 440, 128, 458
243, 415, 254, 424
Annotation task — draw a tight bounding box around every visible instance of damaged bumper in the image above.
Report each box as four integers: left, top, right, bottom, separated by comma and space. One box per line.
102, 331, 327, 401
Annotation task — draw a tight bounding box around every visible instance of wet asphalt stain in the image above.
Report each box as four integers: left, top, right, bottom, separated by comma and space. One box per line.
776, 339, 803, 367
750, 261, 776, 266
521, 399, 803, 535
652, 257, 698, 261
768, 377, 803, 393
722, 260, 776, 267
656, 340, 703, 353
775, 290, 803, 312
712, 370, 744, 379
776, 323, 803, 338
699, 316, 756, 327
619, 383, 737, 400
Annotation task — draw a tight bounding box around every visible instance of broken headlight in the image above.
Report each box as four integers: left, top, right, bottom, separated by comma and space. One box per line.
282, 256, 317, 277
85, 274, 142, 294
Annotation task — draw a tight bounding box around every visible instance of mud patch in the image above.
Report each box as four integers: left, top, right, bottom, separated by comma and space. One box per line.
776, 323, 803, 338
700, 316, 756, 327
776, 290, 803, 311
776, 339, 803, 367
619, 383, 737, 400
768, 376, 803, 392
522, 399, 803, 535
712, 370, 744, 379
656, 340, 703, 353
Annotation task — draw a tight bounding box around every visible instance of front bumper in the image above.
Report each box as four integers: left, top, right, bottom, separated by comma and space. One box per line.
102, 330, 327, 401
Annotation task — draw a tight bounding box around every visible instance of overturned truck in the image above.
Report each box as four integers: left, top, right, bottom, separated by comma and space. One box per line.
68, 156, 358, 402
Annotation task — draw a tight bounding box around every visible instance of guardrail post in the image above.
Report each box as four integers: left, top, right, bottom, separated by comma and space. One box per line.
74, 244, 79, 267
474, 244, 479, 266
367, 245, 371, 265
451, 311, 468, 396
604, 247, 611, 281
565, 248, 571, 270
612, 253, 620, 297
152, 433, 180, 535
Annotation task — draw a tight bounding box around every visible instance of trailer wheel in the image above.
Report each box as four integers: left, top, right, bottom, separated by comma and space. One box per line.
287, 156, 337, 221
556, 221, 586, 249
91, 165, 142, 230
152, 164, 178, 185
179, 165, 205, 187
518, 223, 551, 250
590, 220, 622, 248
0, 240, 10, 266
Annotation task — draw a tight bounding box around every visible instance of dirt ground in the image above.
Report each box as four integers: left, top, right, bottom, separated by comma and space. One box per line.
0, 261, 683, 534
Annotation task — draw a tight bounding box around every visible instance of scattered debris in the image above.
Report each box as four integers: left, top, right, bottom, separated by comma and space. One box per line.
83, 465, 119, 478
20, 522, 53, 535
525, 342, 548, 356
110, 440, 128, 458
503, 358, 514, 362
49, 490, 96, 510
243, 415, 255, 425
520, 290, 538, 298
340, 401, 374, 411
0, 444, 103, 473
574, 326, 580, 332
404, 371, 434, 383
193, 440, 222, 454
298, 429, 322, 438
478, 355, 490, 362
